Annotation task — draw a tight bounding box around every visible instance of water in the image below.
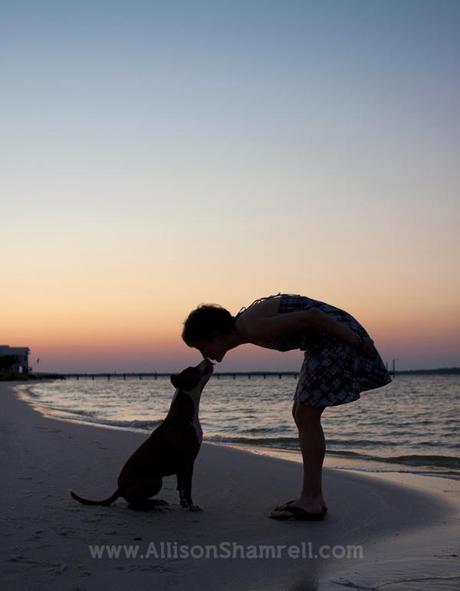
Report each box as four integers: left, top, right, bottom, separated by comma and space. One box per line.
15, 375, 460, 480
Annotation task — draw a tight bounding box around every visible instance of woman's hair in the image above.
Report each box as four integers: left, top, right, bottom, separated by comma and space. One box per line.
182, 304, 235, 346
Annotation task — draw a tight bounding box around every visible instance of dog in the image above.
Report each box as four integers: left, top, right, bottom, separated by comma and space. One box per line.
70, 358, 214, 511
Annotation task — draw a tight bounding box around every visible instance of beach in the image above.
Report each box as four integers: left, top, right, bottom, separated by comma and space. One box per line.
2, 381, 459, 591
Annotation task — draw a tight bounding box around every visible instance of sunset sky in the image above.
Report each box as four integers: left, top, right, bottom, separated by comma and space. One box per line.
2, 1, 459, 372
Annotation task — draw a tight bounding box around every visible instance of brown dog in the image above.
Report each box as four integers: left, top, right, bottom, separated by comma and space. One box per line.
70, 358, 213, 511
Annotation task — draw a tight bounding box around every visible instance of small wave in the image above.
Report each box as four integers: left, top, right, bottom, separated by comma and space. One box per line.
238, 427, 288, 435
212, 434, 433, 450
37, 408, 161, 433
77, 416, 161, 431
18, 385, 41, 399
386, 453, 460, 469
328, 450, 460, 470
39, 405, 99, 418
208, 435, 299, 448
207, 436, 460, 471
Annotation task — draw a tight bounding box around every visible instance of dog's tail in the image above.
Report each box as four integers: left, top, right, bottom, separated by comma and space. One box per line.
69, 488, 121, 506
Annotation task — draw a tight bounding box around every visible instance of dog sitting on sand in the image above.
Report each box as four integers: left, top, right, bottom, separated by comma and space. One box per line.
70, 358, 213, 511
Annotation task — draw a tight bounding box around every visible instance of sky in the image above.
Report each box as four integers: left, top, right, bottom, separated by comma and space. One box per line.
2, 0, 459, 372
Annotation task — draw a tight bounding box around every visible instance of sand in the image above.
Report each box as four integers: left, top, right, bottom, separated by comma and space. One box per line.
1, 381, 459, 590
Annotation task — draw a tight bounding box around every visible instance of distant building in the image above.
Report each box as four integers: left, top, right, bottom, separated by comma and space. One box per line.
0, 345, 30, 374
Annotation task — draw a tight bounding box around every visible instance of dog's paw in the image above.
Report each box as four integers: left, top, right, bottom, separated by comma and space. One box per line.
188, 504, 203, 512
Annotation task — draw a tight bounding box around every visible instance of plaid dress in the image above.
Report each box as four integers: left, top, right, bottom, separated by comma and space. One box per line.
237, 293, 392, 408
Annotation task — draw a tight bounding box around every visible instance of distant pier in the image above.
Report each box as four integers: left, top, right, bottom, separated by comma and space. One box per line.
62, 372, 299, 380
26, 366, 460, 382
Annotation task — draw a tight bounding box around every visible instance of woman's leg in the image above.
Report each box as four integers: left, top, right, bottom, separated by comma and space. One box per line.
296, 401, 326, 508
273, 401, 326, 515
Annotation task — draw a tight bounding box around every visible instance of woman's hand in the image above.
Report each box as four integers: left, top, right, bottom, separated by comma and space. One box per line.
312, 311, 377, 358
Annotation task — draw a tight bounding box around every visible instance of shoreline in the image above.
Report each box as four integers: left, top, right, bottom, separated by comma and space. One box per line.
2, 380, 460, 590
15, 381, 460, 483
207, 441, 460, 482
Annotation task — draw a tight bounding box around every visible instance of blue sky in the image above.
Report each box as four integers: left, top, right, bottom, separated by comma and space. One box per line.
2, 1, 459, 371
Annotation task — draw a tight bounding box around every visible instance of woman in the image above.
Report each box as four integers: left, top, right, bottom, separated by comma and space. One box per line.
181, 292, 392, 521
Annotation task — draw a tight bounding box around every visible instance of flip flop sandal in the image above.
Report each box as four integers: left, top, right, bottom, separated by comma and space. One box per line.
274, 499, 328, 514
270, 505, 326, 521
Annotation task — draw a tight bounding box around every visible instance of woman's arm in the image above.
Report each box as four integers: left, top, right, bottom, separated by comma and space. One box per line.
243, 309, 374, 355
313, 310, 360, 345
241, 309, 322, 343
314, 310, 375, 355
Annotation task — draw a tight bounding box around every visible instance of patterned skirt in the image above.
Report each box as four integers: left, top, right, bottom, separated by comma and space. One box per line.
273, 294, 393, 408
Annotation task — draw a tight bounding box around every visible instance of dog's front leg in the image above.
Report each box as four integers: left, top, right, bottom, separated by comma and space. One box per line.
176, 471, 186, 506
178, 462, 202, 512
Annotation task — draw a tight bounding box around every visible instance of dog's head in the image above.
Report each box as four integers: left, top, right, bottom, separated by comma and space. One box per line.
170, 358, 214, 396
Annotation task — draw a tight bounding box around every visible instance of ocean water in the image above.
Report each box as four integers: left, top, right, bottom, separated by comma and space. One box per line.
15, 374, 460, 480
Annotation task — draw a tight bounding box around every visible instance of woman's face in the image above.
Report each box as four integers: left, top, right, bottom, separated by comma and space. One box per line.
195, 332, 227, 362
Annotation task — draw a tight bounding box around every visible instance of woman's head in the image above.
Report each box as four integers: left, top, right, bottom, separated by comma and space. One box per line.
182, 304, 236, 362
